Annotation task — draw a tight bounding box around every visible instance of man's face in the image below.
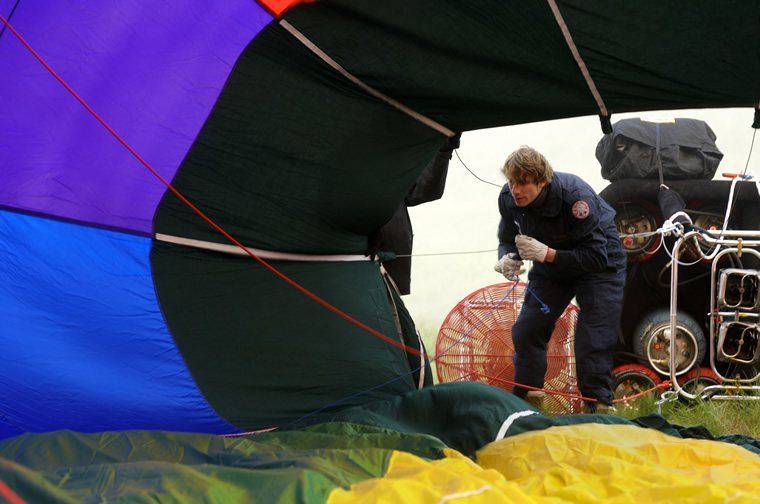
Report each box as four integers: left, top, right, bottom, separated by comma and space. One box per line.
509, 179, 547, 207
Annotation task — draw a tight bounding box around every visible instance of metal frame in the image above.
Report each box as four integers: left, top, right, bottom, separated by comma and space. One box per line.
669, 229, 760, 400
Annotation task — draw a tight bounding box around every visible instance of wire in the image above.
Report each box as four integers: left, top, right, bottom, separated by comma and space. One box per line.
742, 127, 757, 177
454, 150, 503, 188
656, 263, 710, 288
713, 126, 758, 258
0, 0, 20, 40
394, 248, 496, 258
279, 281, 553, 429
0, 14, 423, 358
281, 281, 526, 428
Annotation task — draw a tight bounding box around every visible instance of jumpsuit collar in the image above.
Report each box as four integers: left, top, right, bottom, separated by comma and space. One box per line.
539, 178, 562, 217
507, 177, 562, 217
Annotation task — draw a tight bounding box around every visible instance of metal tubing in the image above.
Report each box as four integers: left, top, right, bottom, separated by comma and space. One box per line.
709, 247, 760, 383
670, 230, 760, 400
669, 236, 696, 399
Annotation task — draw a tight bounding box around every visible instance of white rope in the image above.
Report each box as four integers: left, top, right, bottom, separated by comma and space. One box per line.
417, 333, 426, 390
279, 20, 455, 137
495, 410, 538, 440
690, 176, 743, 263
545, 0, 608, 118
155, 233, 370, 262
395, 249, 496, 258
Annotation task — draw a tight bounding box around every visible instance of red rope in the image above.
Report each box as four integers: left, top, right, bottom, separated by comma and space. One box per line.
0, 14, 420, 358
0, 480, 25, 504
612, 381, 670, 404
442, 359, 672, 405
473, 372, 599, 403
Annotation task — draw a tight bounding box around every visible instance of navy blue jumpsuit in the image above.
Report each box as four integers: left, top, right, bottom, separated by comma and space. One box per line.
497, 172, 626, 405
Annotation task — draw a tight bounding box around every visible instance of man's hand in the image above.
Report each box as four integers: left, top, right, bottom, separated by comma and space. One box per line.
516, 235, 550, 263
494, 253, 525, 281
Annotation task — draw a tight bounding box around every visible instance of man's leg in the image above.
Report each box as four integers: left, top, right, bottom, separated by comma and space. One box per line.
511, 277, 573, 398
573, 267, 626, 408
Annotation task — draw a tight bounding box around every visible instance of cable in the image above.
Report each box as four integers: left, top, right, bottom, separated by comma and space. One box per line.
615, 125, 759, 266
454, 150, 503, 188
0, 14, 423, 358
656, 263, 710, 288
394, 248, 496, 258
742, 127, 757, 177
688, 176, 746, 264
0, 0, 20, 40
279, 281, 553, 429
281, 281, 525, 428
698, 128, 758, 263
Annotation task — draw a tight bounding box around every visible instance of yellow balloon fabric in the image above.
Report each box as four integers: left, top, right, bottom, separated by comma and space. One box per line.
328, 448, 534, 503
329, 424, 760, 503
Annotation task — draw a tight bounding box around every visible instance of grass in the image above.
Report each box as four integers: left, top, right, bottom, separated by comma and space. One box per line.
612, 394, 760, 438
416, 319, 759, 439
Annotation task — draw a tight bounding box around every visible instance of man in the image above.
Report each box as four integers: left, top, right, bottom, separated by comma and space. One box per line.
495, 146, 626, 411
371, 133, 460, 295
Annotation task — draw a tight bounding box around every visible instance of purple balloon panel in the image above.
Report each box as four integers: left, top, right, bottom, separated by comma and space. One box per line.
0, 1, 271, 234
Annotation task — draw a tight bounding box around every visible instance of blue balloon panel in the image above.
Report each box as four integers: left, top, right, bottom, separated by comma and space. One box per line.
0, 210, 238, 440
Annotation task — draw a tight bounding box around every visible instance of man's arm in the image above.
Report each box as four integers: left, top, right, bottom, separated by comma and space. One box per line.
552, 195, 609, 272
497, 190, 518, 258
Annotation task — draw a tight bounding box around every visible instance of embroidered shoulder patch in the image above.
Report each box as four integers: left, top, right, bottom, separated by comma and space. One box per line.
572, 200, 590, 219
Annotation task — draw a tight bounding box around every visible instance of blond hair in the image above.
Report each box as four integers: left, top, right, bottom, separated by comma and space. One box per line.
502, 146, 554, 184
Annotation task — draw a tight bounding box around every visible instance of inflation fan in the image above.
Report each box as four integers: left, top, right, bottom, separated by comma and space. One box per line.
435, 282, 582, 414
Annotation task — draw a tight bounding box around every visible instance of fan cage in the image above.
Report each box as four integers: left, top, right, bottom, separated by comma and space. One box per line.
435, 282, 581, 414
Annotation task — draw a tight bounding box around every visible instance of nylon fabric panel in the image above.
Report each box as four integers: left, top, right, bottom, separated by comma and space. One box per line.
322, 382, 536, 456
151, 241, 416, 429
554, 1, 760, 111
153, 21, 445, 254
282, 0, 757, 131
0, 424, 441, 503
0, 210, 236, 440
476, 424, 760, 502
330, 426, 760, 502
0, 1, 270, 234
283, 0, 588, 132
328, 449, 532, 503
153, 0, 757, 251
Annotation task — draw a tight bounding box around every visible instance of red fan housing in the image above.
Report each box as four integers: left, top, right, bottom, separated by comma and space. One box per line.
435, 282, 581, 414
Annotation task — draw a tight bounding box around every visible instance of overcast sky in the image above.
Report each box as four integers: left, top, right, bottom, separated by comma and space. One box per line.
403, 107, 759, 340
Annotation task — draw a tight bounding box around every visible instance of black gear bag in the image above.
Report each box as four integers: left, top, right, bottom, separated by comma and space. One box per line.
596, 118, 723, 181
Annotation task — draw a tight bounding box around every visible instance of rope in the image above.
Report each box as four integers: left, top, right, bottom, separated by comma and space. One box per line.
253, 283, 554, 432
455, 367, 669, 405
233, 331, 669, 436
454, 150, 502, 188
395, 248, 496, 258
274, 282, 526, 430
155, 233, 369, 262
279, 19, 455, 138
613, 381, 671, 404
0, 0, 21, 40
724, 127, 758, 222
0, 481, 25, 504
230, 282, 527, 434
545, 0, 611, 132
0, 14, 421, 358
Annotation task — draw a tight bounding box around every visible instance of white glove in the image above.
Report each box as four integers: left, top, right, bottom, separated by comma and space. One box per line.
494, 253, 525, 281
516, 235, 549, 263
